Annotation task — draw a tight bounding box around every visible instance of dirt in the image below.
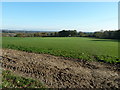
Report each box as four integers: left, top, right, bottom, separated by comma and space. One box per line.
1, 48, 120, 88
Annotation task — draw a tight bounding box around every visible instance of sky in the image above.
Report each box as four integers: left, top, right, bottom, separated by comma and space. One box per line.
1, 0, 120, 2
1, 2, 118, 32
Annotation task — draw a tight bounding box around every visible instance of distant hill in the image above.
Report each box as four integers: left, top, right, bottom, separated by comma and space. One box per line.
1, 29, 58, 33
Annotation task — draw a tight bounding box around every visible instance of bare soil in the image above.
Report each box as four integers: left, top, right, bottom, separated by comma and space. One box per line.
1, 49, 120, 88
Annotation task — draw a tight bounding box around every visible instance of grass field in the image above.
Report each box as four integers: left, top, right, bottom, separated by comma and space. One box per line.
2, 37, 119, 63
2, 70, 46, 88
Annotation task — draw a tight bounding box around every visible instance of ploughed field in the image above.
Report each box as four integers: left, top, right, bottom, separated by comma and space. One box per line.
1, 49, 120, 88
2, 37, 119, 63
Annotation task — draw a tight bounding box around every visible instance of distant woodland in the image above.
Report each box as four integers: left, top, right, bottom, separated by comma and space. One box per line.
2, 29, 120, 39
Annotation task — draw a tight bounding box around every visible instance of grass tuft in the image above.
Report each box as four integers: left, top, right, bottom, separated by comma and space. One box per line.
2, 70, 46, 88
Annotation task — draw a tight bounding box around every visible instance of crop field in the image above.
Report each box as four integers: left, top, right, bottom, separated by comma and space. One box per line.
2, 37, 119, 63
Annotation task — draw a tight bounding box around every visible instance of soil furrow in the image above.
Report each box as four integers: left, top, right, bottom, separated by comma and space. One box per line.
1, 48, 120, 88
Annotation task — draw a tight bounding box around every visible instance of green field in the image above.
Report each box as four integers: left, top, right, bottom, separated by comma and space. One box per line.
2, 70, 46, 88
2, 37, 119, 63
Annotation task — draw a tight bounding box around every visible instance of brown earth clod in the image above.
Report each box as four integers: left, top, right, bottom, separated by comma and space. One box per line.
1, 48, 120, 88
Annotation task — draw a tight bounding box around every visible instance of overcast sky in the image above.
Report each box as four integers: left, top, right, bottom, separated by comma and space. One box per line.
1, 2, 118, 32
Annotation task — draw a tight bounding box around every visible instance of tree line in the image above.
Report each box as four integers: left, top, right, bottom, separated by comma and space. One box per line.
2, 29, 120, 39
78, 30, 120, 39
57, 30, 120, 39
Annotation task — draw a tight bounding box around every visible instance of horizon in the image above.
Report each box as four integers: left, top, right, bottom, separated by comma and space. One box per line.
1, 2, 118, 32
1, 29, 118, 33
